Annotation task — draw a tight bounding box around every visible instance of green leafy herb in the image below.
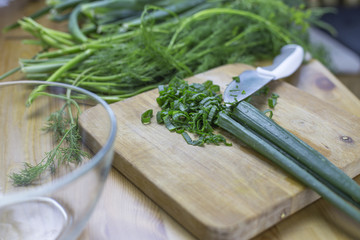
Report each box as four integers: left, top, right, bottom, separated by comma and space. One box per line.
10, 101, 89, 186
268, 92, 279, 108
232, 76, 240, 83
1, 0, 333, 103
141, 109, 153, 124
153, 78, 231, 146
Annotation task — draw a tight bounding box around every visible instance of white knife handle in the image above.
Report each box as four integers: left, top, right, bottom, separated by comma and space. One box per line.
256, 44, 304, 80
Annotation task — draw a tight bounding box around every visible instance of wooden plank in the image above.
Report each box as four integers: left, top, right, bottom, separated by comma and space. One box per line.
79, 63, 360, 240
286, 60, 360, 117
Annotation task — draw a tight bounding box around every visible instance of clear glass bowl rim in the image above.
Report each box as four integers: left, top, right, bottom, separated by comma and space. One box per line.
0, 80, 117, 206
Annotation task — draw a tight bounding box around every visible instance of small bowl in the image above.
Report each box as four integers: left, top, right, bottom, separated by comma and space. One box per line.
0, 81, 117, 240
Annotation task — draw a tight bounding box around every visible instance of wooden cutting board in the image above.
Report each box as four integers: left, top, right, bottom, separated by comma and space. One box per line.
79, 63, 360, 240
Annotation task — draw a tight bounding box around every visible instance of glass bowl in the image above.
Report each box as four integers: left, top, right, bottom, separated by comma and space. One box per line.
0, 81, 117, 240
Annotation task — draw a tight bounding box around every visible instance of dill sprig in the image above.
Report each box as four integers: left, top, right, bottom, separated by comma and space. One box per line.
10, 103, 89, 186
10, 162, 49, 187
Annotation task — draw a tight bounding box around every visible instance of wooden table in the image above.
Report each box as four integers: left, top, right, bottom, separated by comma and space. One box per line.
1, 1, 360, 239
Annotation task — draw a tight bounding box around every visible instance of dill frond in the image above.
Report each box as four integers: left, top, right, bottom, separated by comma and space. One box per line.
10, 103, 88, 186
10, 162, 48, 186
42, 107, 68, 141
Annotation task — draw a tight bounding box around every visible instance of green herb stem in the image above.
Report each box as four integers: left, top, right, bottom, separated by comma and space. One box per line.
68, 4, 88, 43
232, 101, 360, 202
36, 31, 137, 59
0, 66, 21, 80
26, 49, 95, 105
217, 112, 360, 223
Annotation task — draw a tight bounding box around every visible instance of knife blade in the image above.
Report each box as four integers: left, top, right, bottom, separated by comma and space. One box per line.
224, 44, 304, 104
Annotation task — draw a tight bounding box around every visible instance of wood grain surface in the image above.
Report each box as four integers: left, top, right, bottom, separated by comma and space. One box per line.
1, 1, 360, 240
79, 63, 360, 239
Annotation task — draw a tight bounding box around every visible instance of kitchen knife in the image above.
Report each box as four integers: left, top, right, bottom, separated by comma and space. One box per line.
224, 44, 304, 103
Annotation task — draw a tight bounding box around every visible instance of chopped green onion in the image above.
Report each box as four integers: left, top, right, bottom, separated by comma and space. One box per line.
232, 76, 240, 83
141, 109, 153, 124
268, 92, 279, 108
263, 109, 273, 119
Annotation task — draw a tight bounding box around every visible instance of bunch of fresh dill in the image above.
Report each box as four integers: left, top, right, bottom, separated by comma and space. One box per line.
1, 0, 332, 103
